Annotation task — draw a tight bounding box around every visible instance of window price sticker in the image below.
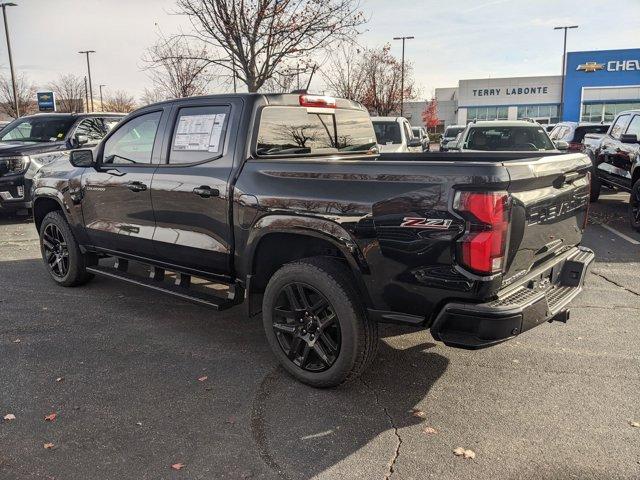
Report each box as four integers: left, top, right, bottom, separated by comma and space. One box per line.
173, 113, 226, 152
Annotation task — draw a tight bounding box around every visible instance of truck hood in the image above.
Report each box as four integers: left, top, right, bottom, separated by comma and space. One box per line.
377, 143, 405, 153
0, 141, 68, 156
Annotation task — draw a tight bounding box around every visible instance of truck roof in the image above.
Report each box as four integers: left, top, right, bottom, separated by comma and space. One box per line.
146, 93, 367, 111
21, 112, 125, 119
469, 120, 547, 127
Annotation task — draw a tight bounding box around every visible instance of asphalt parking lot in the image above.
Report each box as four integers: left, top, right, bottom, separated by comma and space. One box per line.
1, 189, 639, 480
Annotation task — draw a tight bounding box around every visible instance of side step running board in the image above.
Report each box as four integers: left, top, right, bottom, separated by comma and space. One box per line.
86, 264, 241, 311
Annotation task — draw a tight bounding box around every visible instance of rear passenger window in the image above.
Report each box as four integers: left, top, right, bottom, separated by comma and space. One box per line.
169, 106, 230, 164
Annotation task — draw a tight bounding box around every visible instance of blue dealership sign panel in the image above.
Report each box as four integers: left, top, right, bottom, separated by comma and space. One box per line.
563, 49, 640, 122
37, 91, 56, 112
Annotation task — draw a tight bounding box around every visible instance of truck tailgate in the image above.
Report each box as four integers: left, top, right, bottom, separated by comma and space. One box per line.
501, 153, 591, 288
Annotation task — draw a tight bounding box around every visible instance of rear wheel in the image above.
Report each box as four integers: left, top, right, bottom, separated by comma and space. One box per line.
262, 257, 378, 388
630, 180, 640, 232
39, 211, 94, 287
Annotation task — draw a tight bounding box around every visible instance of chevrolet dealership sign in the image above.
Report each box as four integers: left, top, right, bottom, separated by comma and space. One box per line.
577, 59, 640, 72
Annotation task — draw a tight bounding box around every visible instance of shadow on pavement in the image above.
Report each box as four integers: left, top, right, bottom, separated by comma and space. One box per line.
251, 338, 448, 479
0, 258, 447, 479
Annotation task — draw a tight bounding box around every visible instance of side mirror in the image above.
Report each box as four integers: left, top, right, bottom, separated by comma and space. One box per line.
554, 140, 569, 151
620, 133, 640, 144
407, 138, 422, 148
69, 149, 95, 168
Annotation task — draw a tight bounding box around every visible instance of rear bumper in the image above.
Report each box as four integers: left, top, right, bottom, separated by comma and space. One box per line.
430, 246, 595, 349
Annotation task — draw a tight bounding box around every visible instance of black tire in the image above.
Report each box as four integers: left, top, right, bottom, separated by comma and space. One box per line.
630, 180, 640, 232
590, 173, 601, 202
39, 211, 94, 287
262, 257, 378, 388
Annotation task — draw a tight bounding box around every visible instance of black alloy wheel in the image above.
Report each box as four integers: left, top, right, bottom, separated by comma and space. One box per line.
271, 282, 341, 372
631, 181, 640, 231
42, 223, 70, 278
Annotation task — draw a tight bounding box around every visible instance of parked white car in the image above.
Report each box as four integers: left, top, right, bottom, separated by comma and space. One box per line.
371, 116, 421, 153
411, 126, 430, 151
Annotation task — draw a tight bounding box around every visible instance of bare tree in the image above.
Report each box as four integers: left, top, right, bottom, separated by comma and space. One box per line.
174, 0, 366, 92
47, 73, 85, 113
103, 90, 136, 113
143, 35, 214, 98
322, 44, 416, 116
321, 45, 369, 103
140, 86, 170, 106
0, 73, 37, 118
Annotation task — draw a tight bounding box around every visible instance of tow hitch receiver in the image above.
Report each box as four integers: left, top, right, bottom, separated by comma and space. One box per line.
549, 310, 570, 323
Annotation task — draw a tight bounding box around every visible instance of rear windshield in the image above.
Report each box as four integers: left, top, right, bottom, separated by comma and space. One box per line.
444, 127, 464, 138
463, 126, 555, 151
256, 106, 376, 156
0, 116, 75, 143
373, 121, 402, 144
574, 125, 609, 142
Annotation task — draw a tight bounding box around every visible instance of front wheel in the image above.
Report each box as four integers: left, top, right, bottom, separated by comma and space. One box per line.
262, 257, 378, 388
630, 180, 640, 232
39, 211, 94, 287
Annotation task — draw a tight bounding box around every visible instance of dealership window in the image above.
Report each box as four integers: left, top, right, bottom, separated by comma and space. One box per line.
516, 105, 559, 123
581, 102, 640, 123
466, 106, 508, 122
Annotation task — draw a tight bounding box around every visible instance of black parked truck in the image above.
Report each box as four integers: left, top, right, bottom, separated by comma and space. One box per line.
0, 113, 123, 213
31, 93, 595, 387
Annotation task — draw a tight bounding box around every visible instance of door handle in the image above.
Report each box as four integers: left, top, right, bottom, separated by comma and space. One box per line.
126, 181, 147, 192
193, 185, 219, 198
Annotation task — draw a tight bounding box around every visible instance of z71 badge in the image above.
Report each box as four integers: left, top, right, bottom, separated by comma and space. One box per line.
400, 217, 453, 229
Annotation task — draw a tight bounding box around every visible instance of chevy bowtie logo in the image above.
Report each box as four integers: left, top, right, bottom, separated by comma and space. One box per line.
576, 61, 605, 72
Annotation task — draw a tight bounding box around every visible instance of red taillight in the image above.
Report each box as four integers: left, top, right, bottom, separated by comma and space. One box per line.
568, 142, 583, 152
299, 94, 336, 109
454, 191, 510, 275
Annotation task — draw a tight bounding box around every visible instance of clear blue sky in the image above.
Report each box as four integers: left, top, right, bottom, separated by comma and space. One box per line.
2, 0, 639, 100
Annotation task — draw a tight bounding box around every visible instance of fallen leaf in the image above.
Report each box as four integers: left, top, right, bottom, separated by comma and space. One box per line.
630, 421, 640, 428
136, 421, 143, 426
226, 416, 237, 425
44, 413, 57, 422
171, 463, 186, 470
3, 414, 16, 421
198, 376, 208, 382
411, 408, 427, 419
453, 447, 476, 459
13, 339, 20, 344
422, 426, 438, 435
55, 377, 64, 383
512, 359, 520, 364
43, 443, 55, 449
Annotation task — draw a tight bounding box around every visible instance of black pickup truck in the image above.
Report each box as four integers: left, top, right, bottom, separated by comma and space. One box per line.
0, 113, 123, 213
31, 93, 594, 387
589, 109, 640, 230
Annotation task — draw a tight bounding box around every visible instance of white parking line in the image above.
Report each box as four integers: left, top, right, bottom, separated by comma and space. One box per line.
600, 224, 640, 245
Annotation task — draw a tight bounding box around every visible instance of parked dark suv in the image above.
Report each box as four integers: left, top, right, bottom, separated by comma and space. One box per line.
549, 122, 610, 152
0, 112, 123, 213
590, 109, 640, 230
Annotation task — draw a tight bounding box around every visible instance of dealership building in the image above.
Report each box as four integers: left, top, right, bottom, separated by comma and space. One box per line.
405, 48, 640, 129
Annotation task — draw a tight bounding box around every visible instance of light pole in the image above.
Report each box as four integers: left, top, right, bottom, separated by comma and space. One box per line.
78, 50, 96, 112
0, 3, 19, 117
99, 84, 106, 111
83, 76, 89, 113
554, 25, 578, 121
393, 35, 414, 117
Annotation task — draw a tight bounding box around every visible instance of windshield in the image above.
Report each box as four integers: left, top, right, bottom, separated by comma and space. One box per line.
444, 127, 464, 138
0, 116, 75, 143
373, 121, 402, 144
463, 126, 555, 151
